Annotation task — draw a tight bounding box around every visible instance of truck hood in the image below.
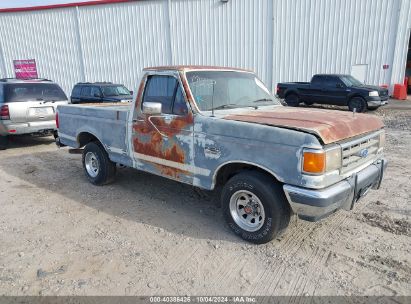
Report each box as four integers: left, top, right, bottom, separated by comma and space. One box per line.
224, 107, 384, 144
352, 84, 387, 93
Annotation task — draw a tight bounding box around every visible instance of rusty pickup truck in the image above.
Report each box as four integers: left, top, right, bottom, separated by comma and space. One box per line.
56, 66, 387, 244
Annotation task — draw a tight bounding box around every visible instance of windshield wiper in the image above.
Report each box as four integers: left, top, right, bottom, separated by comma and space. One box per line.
210, 104, 238, 110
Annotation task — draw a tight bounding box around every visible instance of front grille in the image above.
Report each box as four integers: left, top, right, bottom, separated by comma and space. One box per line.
341, 133, 380, 174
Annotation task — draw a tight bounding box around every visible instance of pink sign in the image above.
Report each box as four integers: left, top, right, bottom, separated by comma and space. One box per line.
13, 59, 38, 79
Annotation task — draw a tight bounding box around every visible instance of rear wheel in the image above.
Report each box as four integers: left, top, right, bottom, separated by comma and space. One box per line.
0, 136, 8, 150
222, 171, 290, 244
284, 94, 300, 107
348, 97, 367, 113
82, 141, 116, 185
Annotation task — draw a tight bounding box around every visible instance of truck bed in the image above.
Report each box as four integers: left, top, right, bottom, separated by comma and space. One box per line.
276, 82, 310, 99
57, 103, 133, 167
280, 82, 310, 85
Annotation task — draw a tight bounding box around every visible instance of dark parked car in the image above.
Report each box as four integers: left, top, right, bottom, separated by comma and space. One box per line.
277, 74, 389, 112
70, 82, 133, 104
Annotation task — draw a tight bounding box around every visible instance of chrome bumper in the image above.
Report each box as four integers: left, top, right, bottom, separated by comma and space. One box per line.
367, 97, 389, 107
283, 159, 387, 222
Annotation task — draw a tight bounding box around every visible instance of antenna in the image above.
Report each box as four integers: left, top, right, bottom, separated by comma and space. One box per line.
211, 80, 216, 117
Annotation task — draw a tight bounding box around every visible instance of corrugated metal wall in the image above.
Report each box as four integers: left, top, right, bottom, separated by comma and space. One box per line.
0, 0, 410, 95
169, 0, 273, 87
77, 0, 171, 87
391, 0, 411, 85
272, 0, 403, 88
0, 7, 83, 94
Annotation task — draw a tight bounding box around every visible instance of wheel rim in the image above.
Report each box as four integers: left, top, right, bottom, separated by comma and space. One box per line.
229, 190, 265, 232
85, 152, 100, 178
351, 98, 364, 112
286, 95, 298, 106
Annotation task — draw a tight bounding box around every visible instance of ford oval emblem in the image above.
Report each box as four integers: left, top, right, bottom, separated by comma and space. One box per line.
358, 148, 369, 158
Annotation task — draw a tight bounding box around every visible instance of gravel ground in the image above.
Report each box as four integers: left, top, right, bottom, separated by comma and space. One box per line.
0, 107, 410, 296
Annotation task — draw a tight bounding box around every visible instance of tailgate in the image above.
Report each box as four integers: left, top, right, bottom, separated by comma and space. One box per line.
8, 101, 66, 123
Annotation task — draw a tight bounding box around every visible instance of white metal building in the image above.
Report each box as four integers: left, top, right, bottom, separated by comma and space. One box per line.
0, 0, 410, 95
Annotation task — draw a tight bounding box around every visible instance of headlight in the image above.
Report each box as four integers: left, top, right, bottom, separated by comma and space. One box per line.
325, 147, 342, 172
369, 91, 379, 97
379, 131, 385, 150
302, 147, 342, 175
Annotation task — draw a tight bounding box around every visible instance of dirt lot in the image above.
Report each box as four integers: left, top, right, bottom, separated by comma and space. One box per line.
0, 107, 410, 296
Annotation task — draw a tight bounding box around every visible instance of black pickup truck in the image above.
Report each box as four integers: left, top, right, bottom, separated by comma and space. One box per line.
276, 74, 389, 112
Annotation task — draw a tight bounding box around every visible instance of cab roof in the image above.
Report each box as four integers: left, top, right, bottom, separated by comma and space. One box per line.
143, 65, 252, 72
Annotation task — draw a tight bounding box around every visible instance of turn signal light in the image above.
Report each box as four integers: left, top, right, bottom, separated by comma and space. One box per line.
55, 112, 59, 128
302, 150, 326, 174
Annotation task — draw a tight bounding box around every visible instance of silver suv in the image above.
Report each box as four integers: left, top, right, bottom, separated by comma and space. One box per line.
0, 78, 68, 149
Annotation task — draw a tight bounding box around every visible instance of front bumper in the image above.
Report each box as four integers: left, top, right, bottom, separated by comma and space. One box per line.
366, 96, 389, 107
283, 158, 387, 221
0, 121, 56, 136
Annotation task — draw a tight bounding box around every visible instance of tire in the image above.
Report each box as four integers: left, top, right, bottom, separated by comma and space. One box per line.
82, 141, 116, 185
222, 171, 291, 244
284, 94, 300, 107
367, 106, 379, 111
0, 136, 8, 150
348, 97, 367, 113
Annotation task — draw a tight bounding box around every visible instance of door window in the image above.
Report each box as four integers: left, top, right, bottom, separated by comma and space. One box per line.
143, 76, 177, 114
324, 77, 338, 88
311, 75, 324, 86
173, 86, 188, 115
71, 86, 81, 97
81, 86, 91, 97
143, 75, 188, 115
91, 87, 101, 98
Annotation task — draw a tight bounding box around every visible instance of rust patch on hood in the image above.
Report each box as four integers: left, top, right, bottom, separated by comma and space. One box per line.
224, 107, 384, 144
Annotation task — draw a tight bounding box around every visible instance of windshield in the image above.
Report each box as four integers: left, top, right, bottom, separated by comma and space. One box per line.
186, 71, 279, 111
102, 85, 131, 97
340, 75, 363, 87
4, 83, 67, 102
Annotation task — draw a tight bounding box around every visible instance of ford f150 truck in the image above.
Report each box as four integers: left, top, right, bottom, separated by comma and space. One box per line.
277, 74, 389, 112
56, 66, 387, 244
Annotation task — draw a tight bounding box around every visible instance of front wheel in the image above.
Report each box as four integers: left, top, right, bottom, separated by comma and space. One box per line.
348, 97, 367, 113
222, 171, 290, 244
82, 141, 116, 185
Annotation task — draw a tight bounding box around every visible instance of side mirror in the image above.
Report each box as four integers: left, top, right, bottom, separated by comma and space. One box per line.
142, 102, 162, 115
129, 90, 134, 96
336, 83, 344, 89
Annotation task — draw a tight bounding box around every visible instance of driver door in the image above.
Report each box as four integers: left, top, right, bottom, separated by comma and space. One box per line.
131, 73, 194, 184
